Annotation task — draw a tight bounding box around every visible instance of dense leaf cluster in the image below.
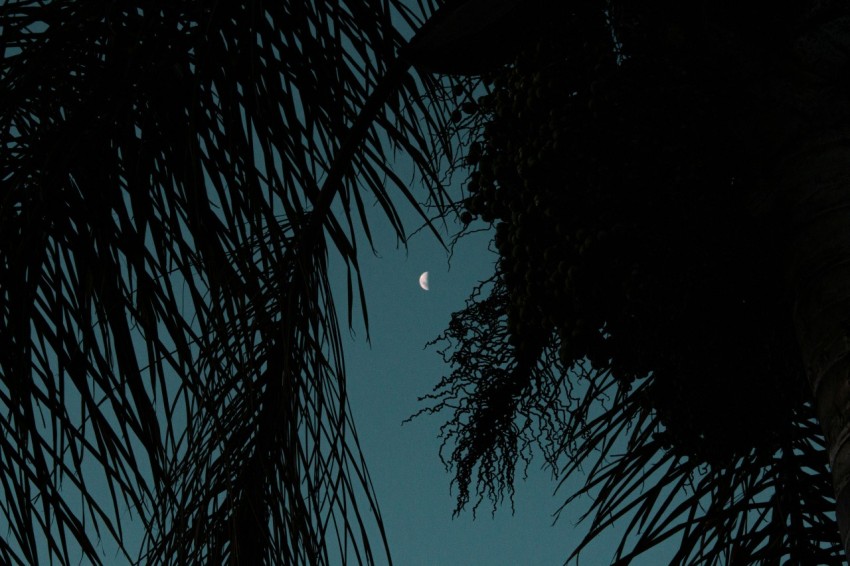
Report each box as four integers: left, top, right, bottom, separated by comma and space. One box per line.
464, 1, 808, 470
425, 2, 843, 562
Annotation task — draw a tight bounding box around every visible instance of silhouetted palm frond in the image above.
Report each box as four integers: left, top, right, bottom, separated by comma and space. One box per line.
1, 1, 463, 563
557, 384, 839, 563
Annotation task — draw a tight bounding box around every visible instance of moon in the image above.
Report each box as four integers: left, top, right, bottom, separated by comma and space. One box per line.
419, 271, 430, 291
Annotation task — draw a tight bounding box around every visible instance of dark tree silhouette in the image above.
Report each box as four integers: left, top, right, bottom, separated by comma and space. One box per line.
0, 1, 471, 564
416, 1, 850, 563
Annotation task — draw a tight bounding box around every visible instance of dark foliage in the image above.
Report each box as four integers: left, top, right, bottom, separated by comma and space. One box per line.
420, 1, 847, 562
0, 1, 463, 564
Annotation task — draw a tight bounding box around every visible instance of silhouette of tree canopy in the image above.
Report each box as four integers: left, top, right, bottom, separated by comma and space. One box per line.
6, 0, 850, 563
0, 1, 467, 564
419, 1, 850, 563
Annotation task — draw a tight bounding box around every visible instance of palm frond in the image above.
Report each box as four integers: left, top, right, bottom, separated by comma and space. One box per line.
1, 0, 463, 563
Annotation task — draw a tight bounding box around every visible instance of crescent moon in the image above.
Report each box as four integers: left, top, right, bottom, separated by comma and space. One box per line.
419, 271, 430, 291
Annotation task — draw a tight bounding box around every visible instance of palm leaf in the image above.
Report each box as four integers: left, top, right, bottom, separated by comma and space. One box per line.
1, 1, 465, 563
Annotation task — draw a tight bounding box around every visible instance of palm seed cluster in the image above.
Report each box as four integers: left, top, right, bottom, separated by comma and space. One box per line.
462, 32, 808, 463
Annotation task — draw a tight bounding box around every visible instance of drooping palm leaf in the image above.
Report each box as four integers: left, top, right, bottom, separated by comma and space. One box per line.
0, 1, 464, 563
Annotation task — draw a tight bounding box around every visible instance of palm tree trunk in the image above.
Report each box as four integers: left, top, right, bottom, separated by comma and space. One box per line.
779, 128, 850, 559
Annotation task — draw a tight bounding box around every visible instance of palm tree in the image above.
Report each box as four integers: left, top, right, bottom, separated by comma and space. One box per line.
0, 1, 469, 563
412, 1, 850, 563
